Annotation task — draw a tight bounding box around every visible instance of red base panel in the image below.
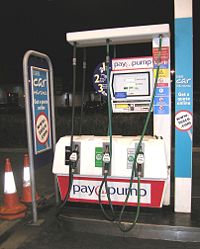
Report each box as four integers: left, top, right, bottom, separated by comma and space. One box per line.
57, 175, 166, 208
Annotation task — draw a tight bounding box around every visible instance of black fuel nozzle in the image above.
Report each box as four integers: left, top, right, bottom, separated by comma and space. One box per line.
65, 146, 72, 165
102, 145, 111, 175
136, 150, 144, 178
69, 145, 79, 172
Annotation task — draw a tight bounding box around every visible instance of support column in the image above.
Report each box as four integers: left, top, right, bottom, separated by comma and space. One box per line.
174, 0, 193, 213
153, 36, 171, 206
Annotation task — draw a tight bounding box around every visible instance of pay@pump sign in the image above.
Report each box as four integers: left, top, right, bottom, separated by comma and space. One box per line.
112, 57, 153, 71
70, 179, 151, 204
31, 66, 52, 154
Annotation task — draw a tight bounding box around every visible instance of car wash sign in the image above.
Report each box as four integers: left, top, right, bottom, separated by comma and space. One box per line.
31, 67, 52, 154
24, 50, 56, 169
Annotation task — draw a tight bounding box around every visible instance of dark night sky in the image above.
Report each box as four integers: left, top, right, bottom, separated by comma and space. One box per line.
0, 0, 199, 91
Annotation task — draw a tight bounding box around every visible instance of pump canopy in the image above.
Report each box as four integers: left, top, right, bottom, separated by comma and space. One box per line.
66, 24, 170, 47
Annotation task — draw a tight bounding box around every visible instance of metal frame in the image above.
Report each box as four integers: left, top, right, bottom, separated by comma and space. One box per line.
23, 50, 58, 223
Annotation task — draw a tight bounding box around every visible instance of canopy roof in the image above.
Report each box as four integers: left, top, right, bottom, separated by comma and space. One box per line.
66, 24, 170, 47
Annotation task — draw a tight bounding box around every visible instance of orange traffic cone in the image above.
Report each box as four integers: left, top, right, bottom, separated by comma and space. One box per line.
0, 158, 27, 220
21, 154, 40, 203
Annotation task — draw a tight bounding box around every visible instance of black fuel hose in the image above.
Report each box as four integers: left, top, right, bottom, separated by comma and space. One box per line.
56, 43, 77, 219
56, 167, 74, 217
79, 48, 86, 135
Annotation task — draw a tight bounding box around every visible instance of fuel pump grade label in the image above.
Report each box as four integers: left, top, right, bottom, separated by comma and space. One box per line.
95, 147, 103, 167
127, 143, 145, 169
127, 148, 135, 169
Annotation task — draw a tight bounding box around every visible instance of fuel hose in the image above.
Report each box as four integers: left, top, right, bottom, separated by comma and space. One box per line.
98, 39, 116, 221
56, 43, 77, 218
118, 35, 163, 232
79, 48, 87, 135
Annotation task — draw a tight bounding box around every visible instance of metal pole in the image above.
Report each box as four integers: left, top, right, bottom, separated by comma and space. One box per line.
23, 51, 37, 223
70, 43, 77, 149
79, 48, 86, 135
113, 45, 117, 58
48, 56, 60, 205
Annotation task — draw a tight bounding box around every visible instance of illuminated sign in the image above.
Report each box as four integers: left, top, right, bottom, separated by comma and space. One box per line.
31, 67, 52, 154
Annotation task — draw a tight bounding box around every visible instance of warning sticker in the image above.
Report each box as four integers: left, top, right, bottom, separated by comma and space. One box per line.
154, 69, 169, 79
154, 96, 169, 106
153, 47, 169, 62
154, 105, 169, 115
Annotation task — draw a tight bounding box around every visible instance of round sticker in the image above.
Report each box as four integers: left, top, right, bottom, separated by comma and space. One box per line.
96, 153, 102, 161
175, 110, 192, 131
35, 112, 49, 144
92, 62, 110, 97
128, 155, 134, 162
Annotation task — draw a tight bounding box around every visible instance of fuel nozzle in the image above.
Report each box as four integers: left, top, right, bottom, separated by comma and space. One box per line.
69, 145, 79, 172
136, 147, 144, 178
102, 145, 111, 175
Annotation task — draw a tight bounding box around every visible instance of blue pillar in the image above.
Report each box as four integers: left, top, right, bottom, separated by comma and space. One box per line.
174, 0, 193, 212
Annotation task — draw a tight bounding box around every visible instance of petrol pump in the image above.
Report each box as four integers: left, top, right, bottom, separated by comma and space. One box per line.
53, 24, 171, 231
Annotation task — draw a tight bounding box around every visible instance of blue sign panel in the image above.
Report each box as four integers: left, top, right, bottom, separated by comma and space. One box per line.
31, 67, 52, 154
175, 18, 193, 178
93, 62, 108, 97
154, 105, 169, 115
155, 87, 169, 97
115, 92, 127, 98
154, 87, 169, 115
154, 63, 169, 69
154, 96, 169, 106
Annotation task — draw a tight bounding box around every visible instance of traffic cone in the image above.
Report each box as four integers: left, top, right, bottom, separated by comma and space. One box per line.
0, 158, 27, 220
21, 154, 40, 203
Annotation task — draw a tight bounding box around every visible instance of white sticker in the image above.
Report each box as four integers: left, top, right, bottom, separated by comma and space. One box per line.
175, 110, 192, 131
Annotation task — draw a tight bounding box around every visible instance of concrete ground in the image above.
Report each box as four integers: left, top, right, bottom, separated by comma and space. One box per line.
0, 148, 200, 249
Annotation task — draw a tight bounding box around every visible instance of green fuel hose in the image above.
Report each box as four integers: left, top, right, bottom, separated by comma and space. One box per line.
98, 171, 115, 221
106, 39, 113, 156
118, 35, 163, 232
98, 39, 116, 221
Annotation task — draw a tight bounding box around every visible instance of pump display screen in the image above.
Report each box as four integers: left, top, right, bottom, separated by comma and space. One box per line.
112, 72, 150, 98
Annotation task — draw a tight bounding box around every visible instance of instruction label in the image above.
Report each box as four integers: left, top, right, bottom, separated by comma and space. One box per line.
153, 46, 169, 67
93, 62, 109, 97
